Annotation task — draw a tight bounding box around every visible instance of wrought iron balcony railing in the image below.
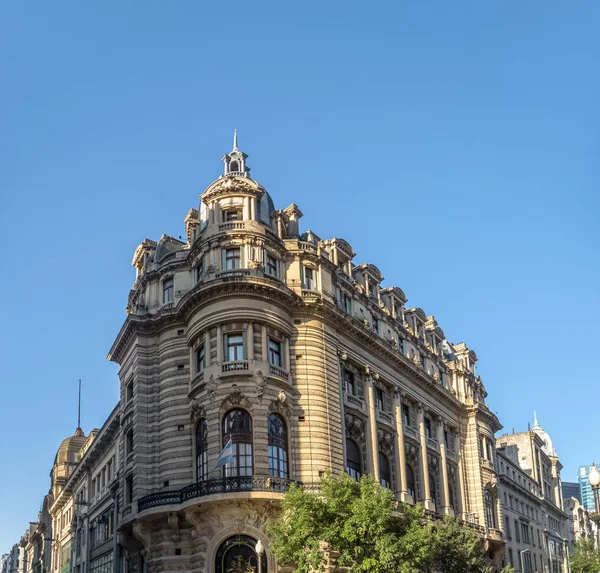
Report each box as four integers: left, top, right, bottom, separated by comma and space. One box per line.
138, 475, 298, 512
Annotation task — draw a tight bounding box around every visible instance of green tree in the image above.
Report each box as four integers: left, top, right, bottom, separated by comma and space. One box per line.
571, 538, 600, 573
268, 472, 499, 573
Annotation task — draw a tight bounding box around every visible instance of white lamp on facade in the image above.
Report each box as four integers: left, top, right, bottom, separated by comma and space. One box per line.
255, 539, 264, 572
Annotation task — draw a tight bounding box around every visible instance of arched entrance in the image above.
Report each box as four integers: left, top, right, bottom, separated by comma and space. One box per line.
215, 535, 267, 573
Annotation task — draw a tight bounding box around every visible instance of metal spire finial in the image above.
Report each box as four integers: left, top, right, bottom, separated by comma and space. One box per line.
233, 129, 238, 151
533, 411, 538, 428
77, 379, 82, 430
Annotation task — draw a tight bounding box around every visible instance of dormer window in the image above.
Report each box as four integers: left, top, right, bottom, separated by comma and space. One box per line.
224, 209, 242, 222
195, 263, 203, 284
229, 161, 239, 172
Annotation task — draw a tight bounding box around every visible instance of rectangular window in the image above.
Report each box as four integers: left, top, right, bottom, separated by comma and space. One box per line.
508, 549, 513, 567
225, 248, 241, 270
444, 430, 449, 450
196, 344, 205, 373
195, 264, 203, 283
268, 338, 282, 367
342, 292, 351, 314
304, 267, 314, 290
224, 209, 242, 222
343, 369, 355, 395
402, 404, 410, 427
126, 429, 134, 457
424, 417, 433, 439
515, 520, 520, 542
375, 387, 384, 411
125, 475, 133, 504
226, 333, 244, 362
522, 523, 529, 543
266, 255, 279, 277
372, 316, 379, 335
126, 380, 134, 402
505, 516, 511, 539
163, 278, 174, 303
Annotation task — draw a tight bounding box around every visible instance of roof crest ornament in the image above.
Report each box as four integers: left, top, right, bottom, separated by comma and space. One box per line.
233, 129, 238, 151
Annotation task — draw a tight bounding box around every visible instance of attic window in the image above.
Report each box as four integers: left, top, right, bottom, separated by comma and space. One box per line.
229, 161, 239, 172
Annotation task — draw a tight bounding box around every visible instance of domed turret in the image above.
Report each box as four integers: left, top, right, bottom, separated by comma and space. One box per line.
532, 411, 556, 456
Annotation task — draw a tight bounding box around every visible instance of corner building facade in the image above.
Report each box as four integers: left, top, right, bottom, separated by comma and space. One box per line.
108, 139, 506, 572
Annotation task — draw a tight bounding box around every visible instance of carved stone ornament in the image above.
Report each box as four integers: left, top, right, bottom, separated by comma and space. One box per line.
340, 352, 348, 361
205, 263, 219, 275
277, 390, 287, 404
207, 375, 218, 402
253, 369, 267, 404
220, 385, 252, 413
189, 400, 206, 424
405, 443, 418, 462
345, 413, 366, 443
377, 429, 394, 456
167, 512, 180, 543
132, 522, 152, 549
427, 454, 439, 472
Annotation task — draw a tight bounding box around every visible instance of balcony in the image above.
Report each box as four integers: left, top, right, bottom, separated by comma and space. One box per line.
446, 449, 456, 461
269, 364, 289, 381
427, 437, 439, 450
344, 392, 366, 413
138, 476, 298, 513
376, 409, 394, 426
219, 221, 246, 232
216, 269, 251, 279
403, 425, 418, 439
222, 361, 249, 374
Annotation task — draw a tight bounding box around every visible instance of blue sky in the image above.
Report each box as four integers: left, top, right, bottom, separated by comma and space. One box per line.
1, 0, 598, 550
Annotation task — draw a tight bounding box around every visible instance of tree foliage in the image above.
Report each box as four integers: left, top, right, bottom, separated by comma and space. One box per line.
571, 538, 600, 573
268, 472, 500, 573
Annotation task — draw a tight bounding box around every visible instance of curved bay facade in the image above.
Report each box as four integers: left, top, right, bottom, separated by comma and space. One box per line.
46, 137, 508, 573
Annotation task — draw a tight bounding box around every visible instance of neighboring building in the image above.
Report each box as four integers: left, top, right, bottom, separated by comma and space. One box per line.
8, 136, 510, 571
562, 482, 581, 505
47, 407, 120, 573
578, 465, 596, 512
564, 496, 597, 552
496, 415, 570, 573
3, 544, 26, 573
497, 445, 545, 573
21, 499, 52, 573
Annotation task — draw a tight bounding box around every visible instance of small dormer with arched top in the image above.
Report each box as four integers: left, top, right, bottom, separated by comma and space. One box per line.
221, 130, 250, 177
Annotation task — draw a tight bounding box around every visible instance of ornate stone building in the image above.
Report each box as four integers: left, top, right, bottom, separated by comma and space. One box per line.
564, 496, 597, 553
102, 135, 506, 571
9, 135, 510, 573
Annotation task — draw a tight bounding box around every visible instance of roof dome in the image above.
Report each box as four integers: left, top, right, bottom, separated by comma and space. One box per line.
53, 428, 87, 465
532, 412, 556, 456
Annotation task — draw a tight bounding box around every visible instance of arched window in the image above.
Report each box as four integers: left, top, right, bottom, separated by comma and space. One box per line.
346, 439, 361, 480
229, 161, 239, 172
268, 413, 288, 479
222, 410, 253, 477
429, 474, 438, 510
485, 489, 496, 529
196, 419, 208, 482
215, 535, 266, 573
406, 464, 416, 498
379, 452, 391, 489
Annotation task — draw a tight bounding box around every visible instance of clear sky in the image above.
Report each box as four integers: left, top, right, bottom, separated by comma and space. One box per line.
1, 0, 598, 551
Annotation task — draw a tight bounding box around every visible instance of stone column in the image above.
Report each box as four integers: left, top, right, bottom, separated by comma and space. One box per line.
437, 420, 451, 515
455, 431, 467, 520
393, 391, 408, 501
247, 323, 254, 360
250, 197, 256, 220
417, 405, 432, 509
217, 325, 223, 363
364, 373, 379, 481
243, 197, 250, 220
261, 325, 268, 361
